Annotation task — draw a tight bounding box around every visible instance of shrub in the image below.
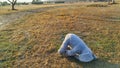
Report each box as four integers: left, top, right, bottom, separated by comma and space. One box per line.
55, 1, 65, 4
0, 1, 10, 6
87, 4, 108, 7
32, 2, 43, 4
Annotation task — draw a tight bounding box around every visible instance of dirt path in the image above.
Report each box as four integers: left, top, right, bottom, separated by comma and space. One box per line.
0, 5, 68, 29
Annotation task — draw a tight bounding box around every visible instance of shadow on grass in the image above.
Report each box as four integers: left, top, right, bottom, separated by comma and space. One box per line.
66, 56, 120, 68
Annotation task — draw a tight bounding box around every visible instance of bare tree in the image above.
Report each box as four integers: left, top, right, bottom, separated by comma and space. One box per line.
8, 0, 17, 10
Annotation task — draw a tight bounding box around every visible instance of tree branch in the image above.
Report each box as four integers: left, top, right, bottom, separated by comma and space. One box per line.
13, 0, 17, 5
8, 0, 13, 4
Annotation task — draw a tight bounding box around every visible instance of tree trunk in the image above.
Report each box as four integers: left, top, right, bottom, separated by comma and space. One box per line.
12, 4, 15, 10
112, 0, 115, 4
8, 0, 17, 10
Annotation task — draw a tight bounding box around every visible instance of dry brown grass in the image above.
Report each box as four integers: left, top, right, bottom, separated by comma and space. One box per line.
0, 4, 73, 15
0, 2, 120, 68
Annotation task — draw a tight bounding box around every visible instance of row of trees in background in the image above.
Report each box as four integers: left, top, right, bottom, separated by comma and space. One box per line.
32, 0, 116, 4
0, 0, 117, 10
32, 0, 43, 4
0, 0, 29, 10
0, 1, 10, 6
32, 0, 65, 4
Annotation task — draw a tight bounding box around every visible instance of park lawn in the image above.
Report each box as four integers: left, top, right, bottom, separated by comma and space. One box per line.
0, 4, 72, 15
0, 2, 120, 68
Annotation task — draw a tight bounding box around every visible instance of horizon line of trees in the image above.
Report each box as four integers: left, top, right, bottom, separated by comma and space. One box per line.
0, 0, 117, 10
0, 1, 29, 6
0, 1, 10, 6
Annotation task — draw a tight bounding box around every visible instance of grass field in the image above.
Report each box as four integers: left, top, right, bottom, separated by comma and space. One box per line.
0, 2, 120, 68
0, 4, 72, 15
